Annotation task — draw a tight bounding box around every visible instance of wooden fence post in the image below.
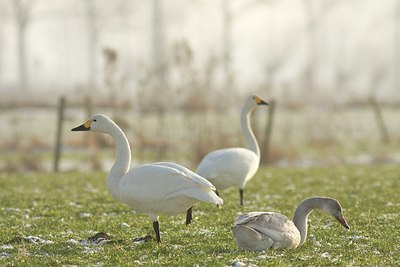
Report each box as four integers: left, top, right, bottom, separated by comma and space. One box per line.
261, 100, 276, 164
53, 96, 66, 172
370, 97, 390, 143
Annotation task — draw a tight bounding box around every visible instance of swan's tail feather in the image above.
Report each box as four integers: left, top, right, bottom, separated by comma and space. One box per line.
185, 188, 223, 206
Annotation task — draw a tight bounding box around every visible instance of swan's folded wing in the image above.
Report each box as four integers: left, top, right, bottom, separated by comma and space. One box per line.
132, 163, 223, 206
251, 213, 292, 241
234, 212, 269, 225
153, 162, 216, 189
231, 224, 274, 251
120, 164, 223, 212
234, 212, 299, 248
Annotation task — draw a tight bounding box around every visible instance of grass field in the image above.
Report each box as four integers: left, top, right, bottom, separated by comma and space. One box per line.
0, 164, 399, 266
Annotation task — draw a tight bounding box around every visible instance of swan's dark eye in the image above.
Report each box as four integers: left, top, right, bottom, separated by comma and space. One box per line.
93, 119, 97, 122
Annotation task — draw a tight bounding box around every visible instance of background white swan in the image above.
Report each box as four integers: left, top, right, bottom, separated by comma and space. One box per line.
196, 95, 268, 206
231, 196, 350, 251
71, 114, 223, 243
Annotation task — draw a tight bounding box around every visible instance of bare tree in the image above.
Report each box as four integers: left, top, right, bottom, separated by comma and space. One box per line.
85, 0, 98, 92
301, 0, 337, 96
302, 0, 317, 93
222, 0, 233, 91
103, 47, 119, 111
12, 0, 37, 91
152, 0, 167, 89
0, 0, 6, 78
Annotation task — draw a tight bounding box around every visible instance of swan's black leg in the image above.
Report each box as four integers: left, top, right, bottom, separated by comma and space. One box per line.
239, 189, 244, 206
186, 207, 193, 225
153, 221, 161, 243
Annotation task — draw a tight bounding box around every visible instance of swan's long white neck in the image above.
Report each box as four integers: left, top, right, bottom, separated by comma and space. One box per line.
292, 197, 322, 246
241, 104, 260, 157
105, 121, 131, 200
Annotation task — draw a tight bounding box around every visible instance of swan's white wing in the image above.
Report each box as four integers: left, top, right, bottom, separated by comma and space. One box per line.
196, 148, 258, 189
118, 163, 222, 215
153, 162, 217, 189
232, 212, 300, 250
152, 162, 223, 206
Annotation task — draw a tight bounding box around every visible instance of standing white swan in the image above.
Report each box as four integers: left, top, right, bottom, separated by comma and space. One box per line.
196, 95, 268, 206
231, 196, 350, 251
71, 114, 223, 243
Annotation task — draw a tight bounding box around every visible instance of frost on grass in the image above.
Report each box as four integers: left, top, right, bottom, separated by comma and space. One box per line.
68, 201, 83, 208
120, 222, 130, 228
67, 232, 114, 247
229, 259, 258, 267
82, 232, 112, 245
133, 235, 153, 244
1, 244, 14, 250
4, 236, 54, 245
378, 213, 398, 220
323, 220, 335, 229
83, 246, 102, 254
0, 252, 11, 259
140, 255, 148, 261
132, 254, 159, 266
66, 232, 115, 254
230, 261, 246, 267
256, 254, 277, 261
198, 229, 214, 237
320, 252, 342, 263
25, 236, 54, 244
348, 235, 368, 241
0, 235, 54, 259
308, 234, 321, 247
2, 207, 21, 212
321, 252, 330, 258
386, 202, 400, 207
79, 212, 92, 218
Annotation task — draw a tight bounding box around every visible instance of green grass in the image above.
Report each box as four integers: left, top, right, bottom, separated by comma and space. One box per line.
0, 165, 399, 266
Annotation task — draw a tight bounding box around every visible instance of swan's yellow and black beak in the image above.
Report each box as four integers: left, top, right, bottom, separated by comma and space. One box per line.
71, 120, 92, 131
255, 96, 269, 106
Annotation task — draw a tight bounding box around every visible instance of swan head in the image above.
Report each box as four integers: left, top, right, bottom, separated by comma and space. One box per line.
322, 198, 350, 230
71, 114, 115, 133
246, 95, 269, 109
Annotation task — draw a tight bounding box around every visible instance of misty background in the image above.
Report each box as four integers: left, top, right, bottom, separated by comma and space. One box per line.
1, 0, 400, 173
1, 0, 400, 103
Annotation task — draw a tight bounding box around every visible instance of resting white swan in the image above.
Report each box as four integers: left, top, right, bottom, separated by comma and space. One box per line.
196, 95, 268, 206
71, 114, 223, 243
231, 196, 350, 251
